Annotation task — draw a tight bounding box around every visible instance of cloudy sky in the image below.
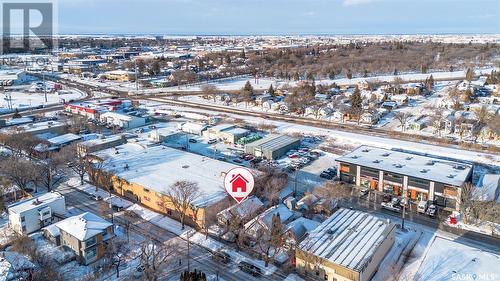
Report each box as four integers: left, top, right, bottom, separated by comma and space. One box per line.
56, 0, 499, 35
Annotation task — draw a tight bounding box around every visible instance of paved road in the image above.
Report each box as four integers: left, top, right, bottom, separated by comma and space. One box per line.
56, 184, 288, 281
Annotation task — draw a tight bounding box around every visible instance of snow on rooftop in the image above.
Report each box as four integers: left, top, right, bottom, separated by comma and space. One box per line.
475, 174, 500, 202
96, 144, 246, 207
79, 135, 123, 147
336, 146, 472, 186
0, 251, 35, 281
299, 208, 395, 273
47, 133, 81, 146
245, 204, 294, 231
54, 212, 112, 241
416, 236, 500, 281
0, 120, 65, 134
7, 192, 65, 214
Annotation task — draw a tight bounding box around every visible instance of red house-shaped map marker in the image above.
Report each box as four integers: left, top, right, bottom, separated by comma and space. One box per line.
230, 173, 249, 193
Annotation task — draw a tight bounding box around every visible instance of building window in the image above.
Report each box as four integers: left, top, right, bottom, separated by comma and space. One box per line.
21, 225, 26, 232
85, 247, 97, 260
340, 164, 350, 173
21, 216, 25, 222
324, 274, 328, 280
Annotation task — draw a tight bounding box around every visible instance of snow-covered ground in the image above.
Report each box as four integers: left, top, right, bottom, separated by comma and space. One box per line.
415, 236, 500, 281
0, 87, 85, 113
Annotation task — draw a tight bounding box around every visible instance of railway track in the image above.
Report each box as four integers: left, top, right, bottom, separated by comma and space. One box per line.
144, 96, 499, 159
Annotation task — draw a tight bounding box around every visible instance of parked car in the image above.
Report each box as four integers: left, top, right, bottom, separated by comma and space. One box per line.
238, 261, 262, 277
134, 265, 145, 279
188, 138, 197, 143
211, 250, 231, 264
359, 188, 369, 197
233, 159, 242, 163
382, 194, 392, 203
320, 172, 333, 180
426, 204, 437, 218
111, 204, 124, 212
208, 139, 217, 144
90, 194, 103, 201
326, 167, 337, 175
417, 200, 428, 214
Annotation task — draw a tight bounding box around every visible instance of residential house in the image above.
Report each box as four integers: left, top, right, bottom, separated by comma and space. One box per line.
8, 192, 66, 234
244, 204, 296, 240
54, 212, 114, 265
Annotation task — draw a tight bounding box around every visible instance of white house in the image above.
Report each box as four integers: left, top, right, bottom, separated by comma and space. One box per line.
99, 112, 147, 129
244, 204, 296, 240
8, 192, 66, 235
178, 122, 208, 135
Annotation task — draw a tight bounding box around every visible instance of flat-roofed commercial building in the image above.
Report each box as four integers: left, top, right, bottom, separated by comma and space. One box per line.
296, 208, 396, 281
245, 134, 300, 160
93, 143, 249, 228
336, 146, 472, 210
204, 124, 250, 144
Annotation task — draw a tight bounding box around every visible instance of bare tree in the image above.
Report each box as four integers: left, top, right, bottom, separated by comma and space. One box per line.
139, 237, 174, 281
60, 144, 88, 185
201, 84, 219, 102
0, 156, 37, 193
166, 181, 202, 229
104, 239, 130, 278
35, 151, 69, 191
255, 213, 287, 267
394, 112, 413, 132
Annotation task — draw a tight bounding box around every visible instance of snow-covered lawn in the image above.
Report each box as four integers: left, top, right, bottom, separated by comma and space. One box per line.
65, 178, 133, 209
127, 204, 191, 236
415, 236, 500, 281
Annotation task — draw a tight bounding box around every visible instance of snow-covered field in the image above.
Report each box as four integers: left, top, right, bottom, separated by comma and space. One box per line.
0, 88, 85, 113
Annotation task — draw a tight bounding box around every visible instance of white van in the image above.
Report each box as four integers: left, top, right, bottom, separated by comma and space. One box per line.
417, 200, 428, 214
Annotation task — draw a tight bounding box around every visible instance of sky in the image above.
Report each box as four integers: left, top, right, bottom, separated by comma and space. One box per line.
55, 0, 500, 35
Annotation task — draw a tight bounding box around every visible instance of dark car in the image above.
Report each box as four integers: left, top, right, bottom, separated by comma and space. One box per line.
233, 159, 242, 163
188, 139, 197, 143
111, 204, 124, 212
238, 261, 262, 277
211, 250, 231, 264
382, 193, 392, 203
320, 172, 333, 180
326, 167, 337, 175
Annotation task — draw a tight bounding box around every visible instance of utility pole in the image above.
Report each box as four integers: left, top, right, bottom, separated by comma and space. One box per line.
134, 59, 138, 91
401, 198, 406, 230
43, 71, 47, 102
187, 233, 190, 272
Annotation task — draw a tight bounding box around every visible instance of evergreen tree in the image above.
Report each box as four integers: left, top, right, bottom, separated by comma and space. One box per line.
224, 53, 231, 65
346, 68, 353, 79
465, 67, 474, 82
240, 49, 246, 59
268, 84, 275, 97
243, 80, 253, 93
350, 86, 362, 108
293, 72, 300, 81
12, 109, 21, 119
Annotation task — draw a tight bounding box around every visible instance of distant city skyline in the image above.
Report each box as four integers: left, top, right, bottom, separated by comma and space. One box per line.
57, 0, 500, 35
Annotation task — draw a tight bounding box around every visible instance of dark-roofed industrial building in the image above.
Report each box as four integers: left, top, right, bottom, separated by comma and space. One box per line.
336, 146, 472, 211
244, 134, 300, 160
